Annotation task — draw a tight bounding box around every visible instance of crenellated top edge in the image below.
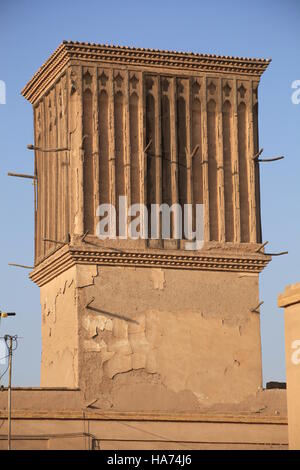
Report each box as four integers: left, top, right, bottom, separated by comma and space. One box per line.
22, 41, 271, 104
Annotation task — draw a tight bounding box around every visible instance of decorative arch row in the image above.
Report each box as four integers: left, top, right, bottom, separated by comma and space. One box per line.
142, 75, 260, 244
33, 67, 261, 262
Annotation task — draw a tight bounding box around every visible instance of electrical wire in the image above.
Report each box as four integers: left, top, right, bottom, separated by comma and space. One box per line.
4, 335, 18, 351
0, 339, 9, 383
0, 364, 9, 382
0, 336, 18, 383
0, 354, 9, 362
82, 408, 199, 450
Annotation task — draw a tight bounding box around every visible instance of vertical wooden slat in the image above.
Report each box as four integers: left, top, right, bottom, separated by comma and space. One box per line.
72, 66, 84, 237
237, 85, 250, 243
61, 73, 69, 242
65, 74, 71, 239
217, 78, 225, 242
186, 78, 193, 208
108, 69, 116, 210
139, 72, 146, 206
146, 76, 157, 241
177, 78, 189, 242
222, 86, 234, 243
35, 105, 42, 261
50, 88, 58, 250
207, 96, 218, 242
69, 65, 84, 236
68, 69, 76, 236
83, 68, 95, 234
170, 76, 178, 239
161, 80, 171, 211
44, 93, 51, 253
43, 93, 48, 253
185, 78, 192, 243
129, 74, 140, 208
247, 79, 257, 243
56, 82, 62, 246
154, 75, 162, 239
40, 99, 46, 258
33, 106, 39, 262
93, 68, 100, 234
139, 72, 146, 238
46, 91, 52, 252
114, 73, 125, 237
78, 67, 85, 235
98, 69, 110, 208
191, 79, 203, 235
252, 81, 261, 242
232, 79, 241, 243
201, 77, 210, 242
52, 85, 60, 248
124, 70, 131, 235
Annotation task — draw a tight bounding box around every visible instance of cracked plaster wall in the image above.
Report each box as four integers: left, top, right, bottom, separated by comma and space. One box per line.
77, 265, 262, 410
40, 266, 79, 387
39, 264, 262, 410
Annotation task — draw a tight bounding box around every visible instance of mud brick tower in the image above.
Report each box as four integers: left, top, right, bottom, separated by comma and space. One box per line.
22, 42, 271, 409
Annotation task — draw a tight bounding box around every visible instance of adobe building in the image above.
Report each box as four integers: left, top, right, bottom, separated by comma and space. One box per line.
0, 42, 289, 449
278, 284, 300, 450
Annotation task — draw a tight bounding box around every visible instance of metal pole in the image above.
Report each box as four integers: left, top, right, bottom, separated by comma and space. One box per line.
7, 336, 12, 451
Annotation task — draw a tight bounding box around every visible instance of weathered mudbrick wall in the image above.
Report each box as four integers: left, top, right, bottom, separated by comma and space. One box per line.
0, 388, 288, 450
77, 264, 263, 408
33, 245, 268, 408
40, 266, 78, 388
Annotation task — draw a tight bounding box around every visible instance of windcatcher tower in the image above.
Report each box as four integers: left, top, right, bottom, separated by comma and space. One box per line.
22, 42, 271, 409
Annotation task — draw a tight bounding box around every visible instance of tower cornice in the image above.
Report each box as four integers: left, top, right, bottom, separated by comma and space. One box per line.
22, 41, 271, 104
29, 243, 271, 287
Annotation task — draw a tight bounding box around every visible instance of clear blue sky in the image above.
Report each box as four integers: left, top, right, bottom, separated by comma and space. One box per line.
0, 0, 299, 386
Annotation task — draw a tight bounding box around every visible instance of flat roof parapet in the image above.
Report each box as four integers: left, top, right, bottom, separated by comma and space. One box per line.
22, 41, 271, 104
